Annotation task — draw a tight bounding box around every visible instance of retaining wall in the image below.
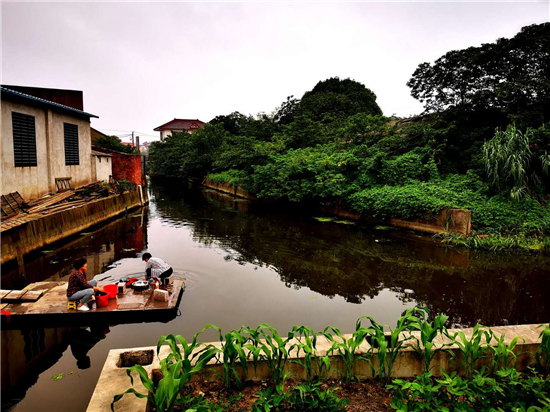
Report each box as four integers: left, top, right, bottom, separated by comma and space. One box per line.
1, 191, 143, 264
202, 178, 257, 200
203, 180, 471, 236
87, 324, 543, 412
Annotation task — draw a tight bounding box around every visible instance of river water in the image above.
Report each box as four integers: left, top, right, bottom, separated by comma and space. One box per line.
2, 180, 549, 411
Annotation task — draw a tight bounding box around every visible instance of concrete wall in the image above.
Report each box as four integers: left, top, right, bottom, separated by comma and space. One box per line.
203, 179, 471, 235
93, 155, 112, 182
1, 100, 94, 200
1, 101, 50, 200
1, 191, 143, 264
87, 324, 544, 412
48, 111, 93, 189
202, 178, 258, 200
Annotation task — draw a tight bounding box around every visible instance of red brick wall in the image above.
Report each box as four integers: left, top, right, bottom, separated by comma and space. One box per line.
92, 147, 145, 187
111, 153, 143, 186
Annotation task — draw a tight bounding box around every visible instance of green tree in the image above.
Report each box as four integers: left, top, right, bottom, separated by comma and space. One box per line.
300, 77, 383, 124
92, 135, 137, 154
407, 23, 550, 126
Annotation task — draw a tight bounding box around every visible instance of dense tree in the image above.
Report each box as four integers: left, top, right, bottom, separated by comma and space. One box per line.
407, 23, 550, 126
209, 111, 248, 135
149, 124, 228, 179
273, 95, 301, 126
92, 134, 137, 154
300, 77, 383, 123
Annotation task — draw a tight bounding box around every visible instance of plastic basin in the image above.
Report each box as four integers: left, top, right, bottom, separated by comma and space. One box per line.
103, 284, 118, 299
96, 293, 109, 308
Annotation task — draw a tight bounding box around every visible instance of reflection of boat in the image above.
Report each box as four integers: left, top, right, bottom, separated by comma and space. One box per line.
1, 278, 184, 329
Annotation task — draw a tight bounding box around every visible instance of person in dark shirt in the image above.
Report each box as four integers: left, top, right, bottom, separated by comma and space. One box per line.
66, 258, 104, 311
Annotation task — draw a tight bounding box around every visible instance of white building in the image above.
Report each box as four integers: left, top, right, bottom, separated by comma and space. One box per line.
153, 118, 206, 141
1, 86, 101, 200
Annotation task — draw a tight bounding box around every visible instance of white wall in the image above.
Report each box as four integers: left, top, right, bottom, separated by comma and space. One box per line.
1, 101, 50, 200
1, 99, 95, 200
93, 155, 112, 182
48, 111, 93, 189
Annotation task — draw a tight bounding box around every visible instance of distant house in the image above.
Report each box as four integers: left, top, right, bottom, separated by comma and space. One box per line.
1, 85, 99, 200
139, 141, 151, 154
153, 118, 206, 141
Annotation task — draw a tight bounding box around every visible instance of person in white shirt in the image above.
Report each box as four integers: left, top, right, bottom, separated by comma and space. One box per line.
142, 253, 173, 287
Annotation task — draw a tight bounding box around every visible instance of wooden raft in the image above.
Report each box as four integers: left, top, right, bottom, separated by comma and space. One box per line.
0, 279, 185, 328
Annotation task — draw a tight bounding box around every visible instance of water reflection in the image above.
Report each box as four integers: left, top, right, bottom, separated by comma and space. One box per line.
1, 210, 148, 290
1, 324, 111, 411
150, 182, 550, 328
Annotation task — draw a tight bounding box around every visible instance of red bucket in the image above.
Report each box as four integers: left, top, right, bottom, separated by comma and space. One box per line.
103, 284, 118, 299
96, 292, 109, 308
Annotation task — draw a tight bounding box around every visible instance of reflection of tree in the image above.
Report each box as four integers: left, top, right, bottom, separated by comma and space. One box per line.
150, 182, 550, 327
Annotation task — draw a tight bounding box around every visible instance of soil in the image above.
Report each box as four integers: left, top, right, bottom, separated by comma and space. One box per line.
181, 379, 394, 411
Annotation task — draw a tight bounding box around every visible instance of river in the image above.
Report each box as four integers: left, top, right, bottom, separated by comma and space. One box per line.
2, 180, 549, 411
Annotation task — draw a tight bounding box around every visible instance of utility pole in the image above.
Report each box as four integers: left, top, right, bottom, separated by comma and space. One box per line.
131, 131, 135, 147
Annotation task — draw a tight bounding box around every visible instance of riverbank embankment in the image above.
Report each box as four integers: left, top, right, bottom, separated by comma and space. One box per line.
1, 190, 147, 265
202, 178, 471, 236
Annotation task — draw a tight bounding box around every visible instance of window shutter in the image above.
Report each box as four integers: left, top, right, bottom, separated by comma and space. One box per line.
12, 112, 37, 167
64, 123, 79, 166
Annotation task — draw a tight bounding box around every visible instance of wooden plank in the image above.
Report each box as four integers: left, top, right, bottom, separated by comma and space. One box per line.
0, 290, 13, 299
0, 303, 9, 311
19, 290, 44, 302
2, 291, 25, 301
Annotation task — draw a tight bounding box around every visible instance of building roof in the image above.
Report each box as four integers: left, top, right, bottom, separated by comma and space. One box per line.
153, 118, 206, 131
91, 127, 109, 137
1, 86, 98, 118
91, 150, 112, 157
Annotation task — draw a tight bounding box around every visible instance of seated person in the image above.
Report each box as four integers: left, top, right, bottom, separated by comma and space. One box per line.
67, 258, 104, 311
142, 252, 173, 286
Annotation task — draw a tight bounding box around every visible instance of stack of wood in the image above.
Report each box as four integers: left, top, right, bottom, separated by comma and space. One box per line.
3, 179, 125, 220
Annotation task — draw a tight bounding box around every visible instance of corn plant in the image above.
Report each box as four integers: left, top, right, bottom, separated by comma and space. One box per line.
218, 326, 256, 389
253, 323, 295, 386
536, 323, 550, 374
321, 325, 370, 383
359, 309, 417, 382
111, 356, 214, 412
156, 324, 221, 365
447, 324, 493, 378
289, 325, 331, 382
488, 333, 523, 376
406, 306, 450, 374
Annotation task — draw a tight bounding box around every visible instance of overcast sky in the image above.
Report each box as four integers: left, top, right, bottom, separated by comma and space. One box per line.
2, 1, 549, 143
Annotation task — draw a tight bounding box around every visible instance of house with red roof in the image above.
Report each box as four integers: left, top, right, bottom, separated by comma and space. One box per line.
153, 118, 206, 141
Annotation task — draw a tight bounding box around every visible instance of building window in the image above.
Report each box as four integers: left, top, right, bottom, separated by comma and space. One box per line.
12, 112, 37, 167
99, 157, 102, 163
64, 123, 79, 166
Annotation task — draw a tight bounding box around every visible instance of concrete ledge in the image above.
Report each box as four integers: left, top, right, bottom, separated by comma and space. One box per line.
1, 191, 143, 264
88, 324, 543, 412
202, 179, 257, 200
202, 180, 471, 236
